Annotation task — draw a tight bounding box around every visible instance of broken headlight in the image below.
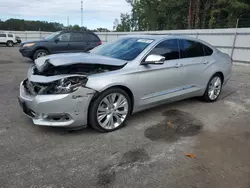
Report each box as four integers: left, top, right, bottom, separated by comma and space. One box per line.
46, 77, 88, 94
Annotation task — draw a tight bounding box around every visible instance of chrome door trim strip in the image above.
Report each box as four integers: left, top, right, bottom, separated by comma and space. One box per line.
142, 85, 196, 100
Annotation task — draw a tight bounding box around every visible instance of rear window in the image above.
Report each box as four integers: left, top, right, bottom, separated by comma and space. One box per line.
70, 33, 84, 42
180, 39, 204, 58
0, 34, 6, 37
86, 33, 100, 42
203, 45, 213, 56
8, 34, 13, 37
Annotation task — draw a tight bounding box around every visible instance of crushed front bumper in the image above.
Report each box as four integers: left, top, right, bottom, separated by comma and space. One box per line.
18, 81, 96, 128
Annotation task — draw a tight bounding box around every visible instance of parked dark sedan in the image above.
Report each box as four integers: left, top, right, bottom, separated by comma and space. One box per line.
19, 31, 102, 60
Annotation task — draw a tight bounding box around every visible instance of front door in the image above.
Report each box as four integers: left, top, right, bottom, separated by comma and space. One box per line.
138, 39, 186, 108
50, 32, 71, 54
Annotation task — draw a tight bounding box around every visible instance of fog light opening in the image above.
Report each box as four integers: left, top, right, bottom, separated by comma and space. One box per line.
45, 114, 71, 122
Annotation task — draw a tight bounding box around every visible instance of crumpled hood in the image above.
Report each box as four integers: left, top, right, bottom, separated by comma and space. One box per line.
21, 39, 47, 45
35, 53, 127, 72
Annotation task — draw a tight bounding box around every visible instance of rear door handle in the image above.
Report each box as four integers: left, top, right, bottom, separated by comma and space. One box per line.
174, 63, 183, 68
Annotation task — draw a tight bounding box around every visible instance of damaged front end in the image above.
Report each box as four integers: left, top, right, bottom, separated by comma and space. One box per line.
24, 55, 126, 95
19, 53, 127, 127
23, 76, 88, 95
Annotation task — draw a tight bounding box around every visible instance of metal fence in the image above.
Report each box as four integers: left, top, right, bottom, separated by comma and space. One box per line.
96, 28, 250, 65
1, 27, 250, 64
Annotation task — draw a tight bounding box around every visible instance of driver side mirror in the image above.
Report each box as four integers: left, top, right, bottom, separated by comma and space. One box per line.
55, 38, 59, 43
141, 54, 165, 65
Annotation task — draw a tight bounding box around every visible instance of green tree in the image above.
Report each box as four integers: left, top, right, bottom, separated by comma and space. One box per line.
116, 13, 132, 31
117, 0, 249, 31
96, 28, 110, 32
209, 0, 249, 28
0, 19, 3, 28
0, 19, 64, 31
72, 24, 81, 31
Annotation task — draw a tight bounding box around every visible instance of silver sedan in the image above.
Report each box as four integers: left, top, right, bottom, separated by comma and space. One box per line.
18, 35, 232, 132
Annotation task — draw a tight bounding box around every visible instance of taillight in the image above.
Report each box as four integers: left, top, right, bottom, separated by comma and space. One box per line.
98, 41, 102, 45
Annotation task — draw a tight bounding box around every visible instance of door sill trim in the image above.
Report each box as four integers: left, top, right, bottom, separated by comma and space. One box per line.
141, 85, 196, 100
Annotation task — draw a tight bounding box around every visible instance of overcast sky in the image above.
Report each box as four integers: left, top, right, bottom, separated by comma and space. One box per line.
0, 0, 131, 29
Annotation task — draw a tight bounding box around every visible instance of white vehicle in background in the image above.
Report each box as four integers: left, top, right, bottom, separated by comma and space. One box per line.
0, 32, 17, 47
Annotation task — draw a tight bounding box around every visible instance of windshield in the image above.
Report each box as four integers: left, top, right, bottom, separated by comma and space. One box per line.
44, 31, 61, 40
90, 38, 154, 61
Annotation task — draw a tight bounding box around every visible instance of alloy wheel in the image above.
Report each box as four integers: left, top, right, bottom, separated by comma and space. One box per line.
208, 76, 222, 100
37, 52, 47, 58
97, 93, 129, 130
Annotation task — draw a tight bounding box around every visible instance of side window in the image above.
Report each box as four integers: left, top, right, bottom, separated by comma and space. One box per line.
149, 39, 179, 60
8, 34, 13, 37
58, 33, 70, 42
86, 33, 99, 42
0, 34, 6, 37
70, 33, 83, 42
203, 45, 213, 56
180, 39, 204, 58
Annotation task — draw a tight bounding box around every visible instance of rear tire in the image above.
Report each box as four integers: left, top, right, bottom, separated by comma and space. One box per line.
202, 73, 223, 102
6, 41, 14, 47
89, 88, 131, 133
33, 49, 48, 60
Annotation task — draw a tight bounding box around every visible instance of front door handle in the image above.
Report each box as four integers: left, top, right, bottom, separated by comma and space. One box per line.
204, 60, 209, 65
174, 63, 183, 68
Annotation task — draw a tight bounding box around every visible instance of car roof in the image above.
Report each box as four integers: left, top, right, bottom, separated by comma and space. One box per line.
120, 34, 199, 41
61, 30, 96, 34
120, 34, 215, 49
0, 32, 14, 34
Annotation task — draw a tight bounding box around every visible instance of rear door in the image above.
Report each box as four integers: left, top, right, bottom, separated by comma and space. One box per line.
68, 32, 87, 52
0, 34, 7, 43
178, 39, 214, 90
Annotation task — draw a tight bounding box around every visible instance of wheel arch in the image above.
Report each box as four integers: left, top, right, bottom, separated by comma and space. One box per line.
201, 71, 225, 97
89, 85, 135, 114
215, 71, 224, 84
34, 47, 50, 54
32, 47, 50, 59
207, 71, 224, 85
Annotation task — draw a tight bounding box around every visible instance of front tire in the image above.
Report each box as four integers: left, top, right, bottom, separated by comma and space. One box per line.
89, 88, 131, 132
33, 49, 48, 60
202, 73, 223, 102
